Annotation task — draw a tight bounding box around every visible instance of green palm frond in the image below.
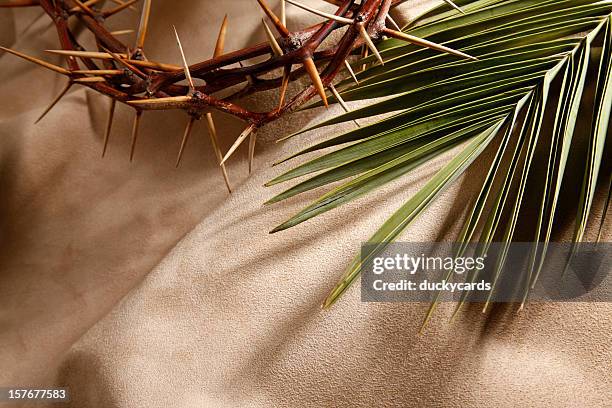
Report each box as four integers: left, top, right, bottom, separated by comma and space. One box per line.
267, 0, 612, 312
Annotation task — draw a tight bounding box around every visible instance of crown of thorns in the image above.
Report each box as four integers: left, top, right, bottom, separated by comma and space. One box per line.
1, 0, 473, 192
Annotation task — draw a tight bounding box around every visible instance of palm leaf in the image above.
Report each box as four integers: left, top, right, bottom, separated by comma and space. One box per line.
267, 0, 612, 313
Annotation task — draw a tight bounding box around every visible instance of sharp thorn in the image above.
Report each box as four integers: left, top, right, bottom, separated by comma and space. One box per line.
280, 0, 286, 27
328, 83, 346, 111
278, 65, 290, 108
248, 132, 257, 174
343, 59, 358, 85
221, 124, 256, 165
127, 96, 191, 105
71, 69, 124, 75
359, 24, 383, 65
175, 116, 196, 168
262, 19, 283, 57
110, 29, 135, 36
172, 25, 195, 91
303, 56, 328, 107
205, 113, 232, 193
102, 98, 116, 158
35, 81, 72, 124
45, 49, 126, 59
73, 76, 107, 83
46, 50, 179, 71
127, 95, 192, 110
328, 83, 359, 127
213, 15, 229, 58
385, 14, 401, 31
256, 0, 290, 37
129, 111, 142, 162
136, 0, 152, 49
382, 28, 477, 60
205, 115, 233, 190
0, 45, 70, 74
285, 0, 353, 24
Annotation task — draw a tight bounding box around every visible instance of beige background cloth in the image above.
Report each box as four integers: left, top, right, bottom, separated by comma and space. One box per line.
0, 1, 610, 407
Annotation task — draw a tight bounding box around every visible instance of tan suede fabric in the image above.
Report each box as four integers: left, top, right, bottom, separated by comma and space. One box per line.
0, 1, 610, 407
